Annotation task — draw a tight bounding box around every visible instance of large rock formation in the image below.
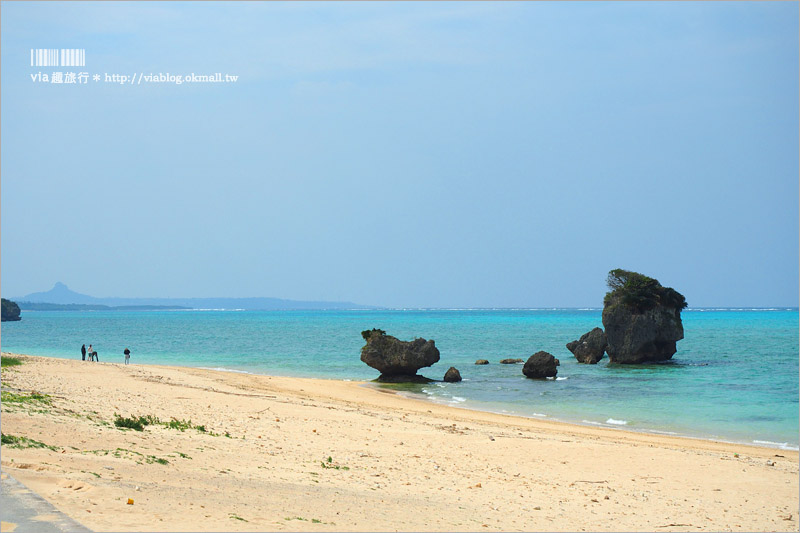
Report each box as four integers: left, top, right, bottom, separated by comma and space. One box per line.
1, 298, 21, 322
522, 351, 558, 379
360, 329, 440, 381
566, 327, 607, 364
601, 269, 686, 364
443, 367, 462, 382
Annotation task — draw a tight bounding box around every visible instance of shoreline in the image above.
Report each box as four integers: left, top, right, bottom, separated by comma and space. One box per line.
8, 349, 800, 453
4, 307, 797, 456
387, 387, 800, 453
1, 353, 798, 532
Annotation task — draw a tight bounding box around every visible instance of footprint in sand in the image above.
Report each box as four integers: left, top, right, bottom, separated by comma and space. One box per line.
56, 479, 93, 492
12, 463, 49, 472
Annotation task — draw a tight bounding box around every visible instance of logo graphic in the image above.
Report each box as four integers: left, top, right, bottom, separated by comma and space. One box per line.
30, 49, 85, 67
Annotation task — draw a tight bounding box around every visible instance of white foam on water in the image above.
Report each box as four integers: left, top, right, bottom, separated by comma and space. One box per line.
185, 308, 246, 312
198, 366, 251, 374
582, 418, 627, 427
555, 376, 568, 381
753, 440, 799, 451
450, 396, 467, 403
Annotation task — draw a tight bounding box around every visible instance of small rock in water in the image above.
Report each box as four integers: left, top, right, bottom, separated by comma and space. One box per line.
443, 367, 462, 382
522, 351, 558, 379
566, 327, 607, 364
475, 359, 490, 365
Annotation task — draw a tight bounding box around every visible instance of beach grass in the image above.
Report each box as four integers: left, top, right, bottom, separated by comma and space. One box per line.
113, 414, 153, 431
113, 413, 209, 433
1, 356, 23, 368
1, 433, 58, 451
1, 390, 52, 405
321, 456, 349, 470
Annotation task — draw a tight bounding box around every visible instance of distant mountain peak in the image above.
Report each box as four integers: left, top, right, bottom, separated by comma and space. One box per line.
20, 283, 98, 305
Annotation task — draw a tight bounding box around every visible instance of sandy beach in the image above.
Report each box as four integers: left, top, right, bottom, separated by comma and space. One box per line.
0, 353, 797, 532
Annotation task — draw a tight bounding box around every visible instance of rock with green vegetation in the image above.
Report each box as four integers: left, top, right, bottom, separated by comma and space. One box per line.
522, 351, 558, 379
601, 269, 686, 364
1, 298, 21, 321
566, 327, 607, 364
360, 329, 439, 381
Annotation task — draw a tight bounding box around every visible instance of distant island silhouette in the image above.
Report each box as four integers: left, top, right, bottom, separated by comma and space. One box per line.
14, 282, 373, 311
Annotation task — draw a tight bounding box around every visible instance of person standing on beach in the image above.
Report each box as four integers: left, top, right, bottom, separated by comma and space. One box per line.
88, 344, 96, 362
124, 348, 131, 365
81, 344, 86, 361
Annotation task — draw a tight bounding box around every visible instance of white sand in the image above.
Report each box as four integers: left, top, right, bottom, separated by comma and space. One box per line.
1, 354, 797, 532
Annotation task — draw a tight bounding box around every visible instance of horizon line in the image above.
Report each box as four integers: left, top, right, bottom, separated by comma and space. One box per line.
13, 302, 799, 312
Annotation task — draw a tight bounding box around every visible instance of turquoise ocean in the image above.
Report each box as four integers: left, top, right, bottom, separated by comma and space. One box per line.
2, 308, 797, 450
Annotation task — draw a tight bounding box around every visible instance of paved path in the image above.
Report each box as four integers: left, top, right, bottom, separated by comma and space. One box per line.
1, 471, 92, 533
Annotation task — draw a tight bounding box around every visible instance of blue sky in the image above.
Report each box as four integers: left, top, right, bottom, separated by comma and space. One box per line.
2, 2, 798, 307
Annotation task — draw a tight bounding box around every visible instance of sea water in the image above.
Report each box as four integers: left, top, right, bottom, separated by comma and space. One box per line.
2, 308, 797, 449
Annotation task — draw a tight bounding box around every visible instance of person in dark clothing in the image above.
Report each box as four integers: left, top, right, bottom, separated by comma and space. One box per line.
81, 344, 86, 361
124, 348, 131, 365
